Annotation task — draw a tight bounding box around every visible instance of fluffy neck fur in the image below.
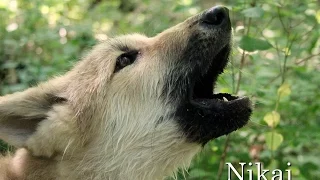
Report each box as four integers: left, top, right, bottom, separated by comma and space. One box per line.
0, 149, 56, 180
0, 140, 200, 180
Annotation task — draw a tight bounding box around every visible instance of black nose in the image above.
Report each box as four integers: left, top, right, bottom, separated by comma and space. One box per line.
201, 6, 230, 28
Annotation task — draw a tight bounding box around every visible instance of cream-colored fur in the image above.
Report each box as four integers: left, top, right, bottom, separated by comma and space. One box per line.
0, 10, 226, 179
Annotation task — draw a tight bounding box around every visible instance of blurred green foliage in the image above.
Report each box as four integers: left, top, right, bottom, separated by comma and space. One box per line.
0, 0, 319, 179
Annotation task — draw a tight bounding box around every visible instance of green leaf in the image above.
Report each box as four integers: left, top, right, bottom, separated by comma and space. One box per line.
1, 62, 18, 69
188, 168, 211, 178
264, 111, 280, 128
239, 35, 272, 52
241, 7, 264, 18
316, 9, 320, 23
265, 132, 283, 151
266, 160, 279, 170
278, 83, 291, 99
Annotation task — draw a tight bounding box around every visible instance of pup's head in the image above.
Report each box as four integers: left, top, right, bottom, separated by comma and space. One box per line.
156, 6, 252, 144
0, 6, 251, 178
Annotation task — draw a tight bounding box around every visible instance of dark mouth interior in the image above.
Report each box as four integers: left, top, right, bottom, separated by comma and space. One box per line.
177, 44, 252, 144
190, 46, 238, 105
192, 63, 216, 100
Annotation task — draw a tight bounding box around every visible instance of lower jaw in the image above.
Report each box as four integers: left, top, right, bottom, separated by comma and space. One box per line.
177, 95, 252, 144
191, 92, 239, 106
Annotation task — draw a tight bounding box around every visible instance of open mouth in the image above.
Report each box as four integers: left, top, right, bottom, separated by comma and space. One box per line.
166, 6, 252, 144
181, 45, 252, 144
190, 46, 250, 110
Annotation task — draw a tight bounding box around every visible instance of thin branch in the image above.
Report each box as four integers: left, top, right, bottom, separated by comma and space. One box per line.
263, 74, 282, 88
295, 53, 320, 65
255, 16, 275, 38
282, 35, 296, 83
217, 12, 252, 179
235, 16, 252, 93
217, 135, 231, 180
235, 51, 247, 93
277, 7, 289, 34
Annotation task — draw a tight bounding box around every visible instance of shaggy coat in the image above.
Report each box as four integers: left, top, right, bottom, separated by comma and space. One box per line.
0, 6, 251, 180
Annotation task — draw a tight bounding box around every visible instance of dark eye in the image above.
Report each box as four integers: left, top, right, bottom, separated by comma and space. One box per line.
114, 50, 139, 73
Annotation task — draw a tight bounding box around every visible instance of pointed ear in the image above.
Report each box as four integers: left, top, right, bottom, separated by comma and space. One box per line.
0, 87, 66, 147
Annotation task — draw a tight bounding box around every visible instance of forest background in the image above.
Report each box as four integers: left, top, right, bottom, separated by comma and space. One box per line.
0, 0, 319, 179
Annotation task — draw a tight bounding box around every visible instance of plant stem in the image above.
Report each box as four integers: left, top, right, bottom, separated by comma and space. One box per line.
217, 135, 231, 180
295, 52, 320, 65
235, 51, 246, 93
217, 14, 252, 179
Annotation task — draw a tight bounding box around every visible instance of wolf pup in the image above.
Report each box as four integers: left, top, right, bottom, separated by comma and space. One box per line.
0, 6, 252, 180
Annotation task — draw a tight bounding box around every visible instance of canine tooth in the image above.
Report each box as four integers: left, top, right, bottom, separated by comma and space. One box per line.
223, 97, 228, 102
